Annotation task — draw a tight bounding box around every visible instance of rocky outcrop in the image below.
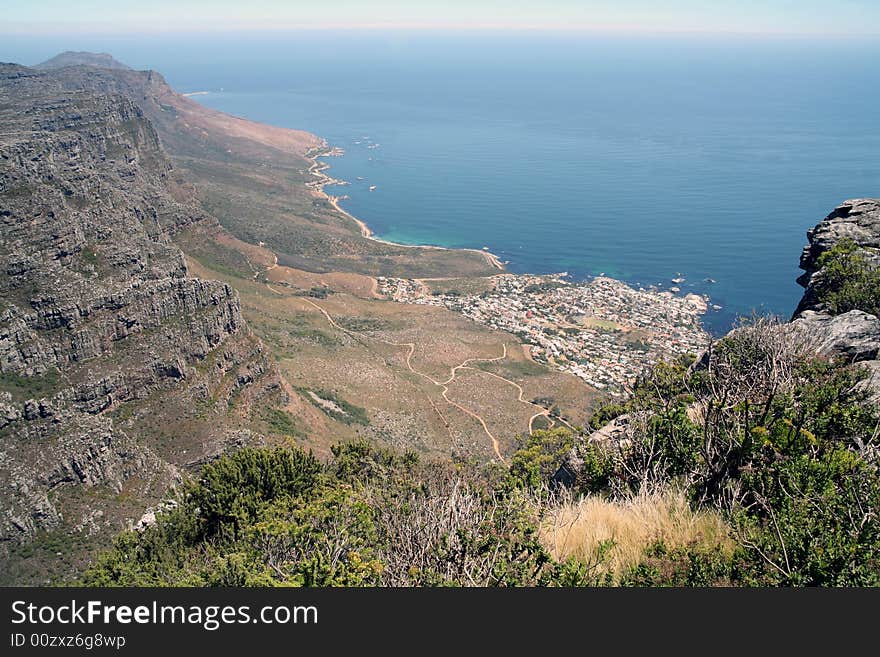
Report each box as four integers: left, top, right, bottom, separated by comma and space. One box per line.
792, 199, 880, 402
794, 199, 880, 316
0, 63, 284, 578
792, 310, 880, 362
551, 415, 629, 488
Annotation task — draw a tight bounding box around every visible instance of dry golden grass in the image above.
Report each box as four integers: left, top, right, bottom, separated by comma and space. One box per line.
540, 490, 732, 580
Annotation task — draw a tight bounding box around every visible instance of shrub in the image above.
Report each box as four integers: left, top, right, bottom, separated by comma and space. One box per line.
507, 428, 575, 489
188, 447, 321, 538
816, 238, 880, 316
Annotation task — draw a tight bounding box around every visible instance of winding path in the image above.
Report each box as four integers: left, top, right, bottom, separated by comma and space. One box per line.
298, 297, 510, 459
296, 296, 558, 462
250, 250, 557, 461
466, 367, 554, 434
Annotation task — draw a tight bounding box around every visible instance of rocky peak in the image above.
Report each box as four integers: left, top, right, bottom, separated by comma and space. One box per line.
35, 51, 131, 71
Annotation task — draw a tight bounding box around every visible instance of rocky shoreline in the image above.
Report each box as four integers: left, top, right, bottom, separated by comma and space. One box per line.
304, 143, 505, 270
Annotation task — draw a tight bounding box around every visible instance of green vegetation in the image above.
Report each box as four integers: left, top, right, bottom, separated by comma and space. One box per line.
0, 368, 62, 402
81, 316, 880, 587
508, 428, 575, 489
816, 238, 880, 315
83, 444, 593, 586
261, 408, 306, 439
1, 529, 93, 586
335, 316, 391, 332
78, 245, 100, 267
579, 318, 880, 585
177, 234, 253, 280
297, 388, 370, 426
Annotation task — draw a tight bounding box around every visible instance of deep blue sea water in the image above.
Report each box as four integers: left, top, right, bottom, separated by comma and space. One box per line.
6, 32, 879, 333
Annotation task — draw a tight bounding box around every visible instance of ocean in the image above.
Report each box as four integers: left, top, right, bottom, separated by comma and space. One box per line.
6, 31, 879, 333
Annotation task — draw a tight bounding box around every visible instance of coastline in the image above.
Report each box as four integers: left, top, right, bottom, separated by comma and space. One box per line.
301, 141, 718, 337
304, 142, 504, 271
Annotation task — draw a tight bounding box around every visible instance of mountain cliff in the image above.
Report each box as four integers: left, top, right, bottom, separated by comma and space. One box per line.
30, 60, 320, 164
0, 63, 284, 583
792, 199, 880, 400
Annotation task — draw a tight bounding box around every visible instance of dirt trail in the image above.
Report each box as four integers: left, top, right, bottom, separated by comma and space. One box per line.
297, 296, 514, 460
369, 277, 383, 299
467, 367, 554, 434
253, 249, 555, 461
251, 253, 278, 281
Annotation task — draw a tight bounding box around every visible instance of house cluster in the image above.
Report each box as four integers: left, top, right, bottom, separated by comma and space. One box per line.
377, 273, 710, 395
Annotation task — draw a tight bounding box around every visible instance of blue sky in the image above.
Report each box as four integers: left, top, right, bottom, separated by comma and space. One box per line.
3, 0, 879, 35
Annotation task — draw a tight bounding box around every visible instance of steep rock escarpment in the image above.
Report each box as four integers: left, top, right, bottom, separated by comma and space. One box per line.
0, 64, 283, 581
791, 199, 880, 400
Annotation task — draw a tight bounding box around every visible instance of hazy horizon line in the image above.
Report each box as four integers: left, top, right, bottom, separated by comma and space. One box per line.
3, 22, 879, 39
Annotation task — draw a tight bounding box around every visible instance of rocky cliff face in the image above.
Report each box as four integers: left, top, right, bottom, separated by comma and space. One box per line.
792, 199, 880, 401
794, 199, 880, 315
0, 64, 283, 582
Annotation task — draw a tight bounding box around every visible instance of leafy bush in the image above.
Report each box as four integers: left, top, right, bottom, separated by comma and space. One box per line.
587, 317, 880, 585
507, 428, 575, 489
572, 443, 615, 494
83, 442, 592, 586
620, 542, 737, 587
816, 238, 880, 316
81, 315, 880, 587
190, 447, 321, 538
588, 402, 627, 430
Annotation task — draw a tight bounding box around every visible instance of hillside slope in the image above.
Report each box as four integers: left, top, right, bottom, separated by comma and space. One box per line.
0, 63, 285, 583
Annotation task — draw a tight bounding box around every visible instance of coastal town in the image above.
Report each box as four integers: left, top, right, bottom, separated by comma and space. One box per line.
377, 273, 711, 395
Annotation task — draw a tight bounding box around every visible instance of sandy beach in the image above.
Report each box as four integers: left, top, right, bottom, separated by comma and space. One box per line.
305, 143, 504, 271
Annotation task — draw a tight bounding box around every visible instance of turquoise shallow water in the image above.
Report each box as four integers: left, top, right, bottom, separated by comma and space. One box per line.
7, 32, 879, 333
